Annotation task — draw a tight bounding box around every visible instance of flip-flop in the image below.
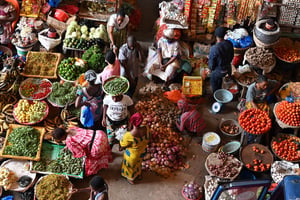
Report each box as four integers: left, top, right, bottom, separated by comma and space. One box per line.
126, 179, 135, 185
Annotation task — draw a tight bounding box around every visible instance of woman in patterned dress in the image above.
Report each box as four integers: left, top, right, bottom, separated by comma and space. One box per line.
119, 113, 150, 184
52, 127, 112, 176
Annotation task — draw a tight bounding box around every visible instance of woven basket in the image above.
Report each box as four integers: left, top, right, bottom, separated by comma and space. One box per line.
38, 29, 62, 51
254, 19, 280, 44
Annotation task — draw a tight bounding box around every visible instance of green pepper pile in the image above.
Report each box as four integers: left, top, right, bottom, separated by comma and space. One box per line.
32, 149, 83, 175
4, 126, 40, 158
103, 77, 129, 96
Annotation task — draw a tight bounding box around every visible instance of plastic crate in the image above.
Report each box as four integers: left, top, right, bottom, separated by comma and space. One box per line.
182, 76, 202, 95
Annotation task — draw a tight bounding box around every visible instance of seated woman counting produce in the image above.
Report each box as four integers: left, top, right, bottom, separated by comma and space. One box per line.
144, 28, 181, 88
120, 113, 150, 184
245, 74, 280, 113
52, 127, 112, 176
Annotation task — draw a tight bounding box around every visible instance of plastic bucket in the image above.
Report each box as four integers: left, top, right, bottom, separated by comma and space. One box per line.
16, 46, 33, 56
202, 132, 221, 153
221, 141, 241, 156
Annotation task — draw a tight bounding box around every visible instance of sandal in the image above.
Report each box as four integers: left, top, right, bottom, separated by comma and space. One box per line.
126, 179, 135, 185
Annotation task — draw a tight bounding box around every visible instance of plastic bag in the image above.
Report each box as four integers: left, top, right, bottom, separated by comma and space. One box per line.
1, 196, 13, 200
80, 106, 94, 128
49, 0, 61, 7
239, 36, 253, 48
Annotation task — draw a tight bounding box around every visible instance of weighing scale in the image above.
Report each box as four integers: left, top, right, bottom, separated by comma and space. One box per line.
211, 89, 233, 113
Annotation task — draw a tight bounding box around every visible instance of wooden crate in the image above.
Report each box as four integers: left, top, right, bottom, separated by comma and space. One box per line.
0, 124, 45, 161
182, 76, 203, 95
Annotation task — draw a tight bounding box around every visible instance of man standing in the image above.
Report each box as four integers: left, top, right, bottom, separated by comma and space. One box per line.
119, 35, 143, 97
208, 27, 234, 93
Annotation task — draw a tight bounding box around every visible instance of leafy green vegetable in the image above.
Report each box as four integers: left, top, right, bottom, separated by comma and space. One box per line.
49, 82, 80, 106
4, 126, 40, 158
82, 45, 105, 72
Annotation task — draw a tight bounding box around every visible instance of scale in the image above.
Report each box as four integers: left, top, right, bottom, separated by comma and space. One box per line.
211, 89, 233, 114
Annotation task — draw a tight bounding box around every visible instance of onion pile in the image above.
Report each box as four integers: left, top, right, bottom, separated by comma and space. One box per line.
182, 181, 203, 200
136, 95, 185, 177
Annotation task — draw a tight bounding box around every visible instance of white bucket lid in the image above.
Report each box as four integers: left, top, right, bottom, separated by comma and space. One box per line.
203, 132, 221, 145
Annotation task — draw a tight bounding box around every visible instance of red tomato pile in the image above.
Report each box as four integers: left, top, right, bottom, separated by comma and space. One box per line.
238, 108, 271, 134
272, 135, 300, 161
275, 101, 300, 127
274, 46, 300, 63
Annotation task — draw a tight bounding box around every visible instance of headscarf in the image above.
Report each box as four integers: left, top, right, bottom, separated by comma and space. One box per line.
84, 70, 97, 83
130, 113, 143, 127
177, 99, 194, 113
163, 28, 175, 39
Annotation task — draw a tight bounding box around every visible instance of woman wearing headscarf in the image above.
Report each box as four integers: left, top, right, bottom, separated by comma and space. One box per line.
52, 127, 112, 176
176, 99, 206, 135
144, 28, 181, 88
119, 113, 150, 184
75, 70, 104, 128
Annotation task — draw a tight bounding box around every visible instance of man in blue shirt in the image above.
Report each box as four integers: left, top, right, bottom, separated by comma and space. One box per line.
209, 27, 234, 93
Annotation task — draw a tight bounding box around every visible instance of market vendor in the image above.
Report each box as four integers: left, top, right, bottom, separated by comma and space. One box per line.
119, 35, 144, 97
245, 75, 280, 112
209, 27, 234, 93
144, 28, 181, 89
52, 127, 112, 176
107, 8, 129, 50
176, 99, 206, 135
0, 0, 17, 44
102, 93, 134, 148
75, 70, 104, 129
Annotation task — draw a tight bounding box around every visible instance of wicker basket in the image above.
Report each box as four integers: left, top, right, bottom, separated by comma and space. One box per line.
38, 29, 62, 51
0, 45, 13, 57
254, 19, 280, 44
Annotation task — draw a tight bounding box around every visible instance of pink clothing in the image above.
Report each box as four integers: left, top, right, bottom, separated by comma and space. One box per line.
66, 127, 112, 176
99, 60, 121, 83
0, 3, 15, 44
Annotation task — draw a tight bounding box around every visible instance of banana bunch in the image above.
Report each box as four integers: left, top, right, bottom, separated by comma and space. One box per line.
60, 108, 79, 128
0, 70, 20, 94
0, 104, 14, 134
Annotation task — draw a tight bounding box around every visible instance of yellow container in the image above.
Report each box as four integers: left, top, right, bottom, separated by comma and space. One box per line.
182, 76, 202, 95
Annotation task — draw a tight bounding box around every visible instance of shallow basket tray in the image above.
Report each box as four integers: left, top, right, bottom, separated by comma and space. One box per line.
34, 174, 73, 200
19, 78, 53, 101
102, 75, 130, 95
0, 124, 45, 161
13, 100, 49, 125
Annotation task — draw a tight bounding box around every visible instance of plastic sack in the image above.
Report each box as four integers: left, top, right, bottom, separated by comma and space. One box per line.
115, 126, 127, 141
227, 38, 240, 48
164, 89, 183, 103
239, 36, 253, 48
1, 196, 13, 200
238, 64, 251, 74
193, 42, 211, 57
49, 0, 61, 7
80, 106, 94, 128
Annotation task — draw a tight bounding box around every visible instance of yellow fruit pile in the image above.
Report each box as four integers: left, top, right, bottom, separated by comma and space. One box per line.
14, 99, 47, 123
